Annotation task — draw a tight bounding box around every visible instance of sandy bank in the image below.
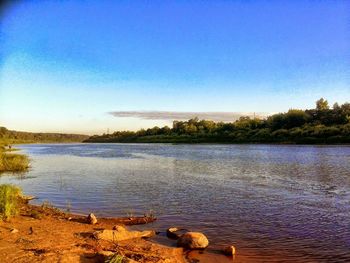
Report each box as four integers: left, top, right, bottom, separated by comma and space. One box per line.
0, 202, 234, 263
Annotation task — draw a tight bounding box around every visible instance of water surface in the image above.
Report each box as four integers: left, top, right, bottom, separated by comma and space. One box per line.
1, 143, 349, 262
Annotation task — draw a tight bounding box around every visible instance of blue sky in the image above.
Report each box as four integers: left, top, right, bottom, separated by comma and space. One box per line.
0, 0, 349, 134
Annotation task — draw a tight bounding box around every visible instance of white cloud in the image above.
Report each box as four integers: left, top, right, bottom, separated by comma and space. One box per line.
108, 111, 268, 122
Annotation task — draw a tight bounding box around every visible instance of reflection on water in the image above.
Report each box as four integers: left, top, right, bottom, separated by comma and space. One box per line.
1, 143, 350, 262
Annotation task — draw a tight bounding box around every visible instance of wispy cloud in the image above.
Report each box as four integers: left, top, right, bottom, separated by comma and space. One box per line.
108, 111, 268, 122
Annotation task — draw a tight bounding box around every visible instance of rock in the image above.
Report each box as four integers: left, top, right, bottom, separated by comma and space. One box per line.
87, 213, 97, 224
112, 225, 126, 231
94, 228, 155, 242
177, 232, 209, 249
97, 250, 114, 260
167, 227, 180, 239
223, 245, 236, 255
10, 228, 19, 234
166, 227, 188, 239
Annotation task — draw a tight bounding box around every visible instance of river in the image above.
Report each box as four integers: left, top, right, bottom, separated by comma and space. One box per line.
1, 143, 349, 262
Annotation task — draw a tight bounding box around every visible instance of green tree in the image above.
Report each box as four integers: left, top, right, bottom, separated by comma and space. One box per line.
283, 109, 309, 129
316, 98, 329, 111
267, 113, 285, 130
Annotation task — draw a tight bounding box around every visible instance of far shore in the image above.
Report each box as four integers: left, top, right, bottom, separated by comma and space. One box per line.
7, 141, 350, 146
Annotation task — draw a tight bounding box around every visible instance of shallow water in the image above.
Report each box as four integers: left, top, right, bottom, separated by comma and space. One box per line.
1, 143, 350, 262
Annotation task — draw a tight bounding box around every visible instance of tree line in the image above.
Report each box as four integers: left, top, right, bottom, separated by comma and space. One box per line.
0, 127, 89, 144
85, 99, 350, 144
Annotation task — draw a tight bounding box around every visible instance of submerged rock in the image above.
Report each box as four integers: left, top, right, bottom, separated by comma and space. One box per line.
166, 227, 188, 239
87, 213, 97, 225
223, 245, 236, 255
94, 228, 155, 242
177, 232, 209, 249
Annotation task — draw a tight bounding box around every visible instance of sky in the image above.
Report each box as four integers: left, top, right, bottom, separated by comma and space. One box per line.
0, 0, 349, 135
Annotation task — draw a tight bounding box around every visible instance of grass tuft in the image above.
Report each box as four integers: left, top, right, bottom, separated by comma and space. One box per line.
105, 254, 128, 263
0, 184, 22, 220
30, 210, 42, 219
0, 153, 30, 173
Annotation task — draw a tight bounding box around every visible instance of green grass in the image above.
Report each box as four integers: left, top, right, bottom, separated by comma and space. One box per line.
4, 148, 20, 152
30, 210, 42, 219
105, 254, 128, 263
0, 152, 30, 173
0, 184, 22, 220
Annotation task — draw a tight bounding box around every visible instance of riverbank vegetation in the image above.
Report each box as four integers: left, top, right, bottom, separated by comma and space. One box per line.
85, 98, 350, 144
0, 152, 30, 173
0, 127, 89, 144
0, 184, 22, 220
0, 143, 30, 173
0, 127, 88, 172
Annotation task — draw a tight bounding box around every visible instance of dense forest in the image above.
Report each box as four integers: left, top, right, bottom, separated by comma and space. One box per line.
85, 98, 350, 144
0, 127, 89, 144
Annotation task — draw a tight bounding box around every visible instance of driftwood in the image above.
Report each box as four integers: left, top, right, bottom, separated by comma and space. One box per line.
69, 215, 157, 225
100, 216, 157, 225
94, 227, 156, 242
19, 195, 37, 204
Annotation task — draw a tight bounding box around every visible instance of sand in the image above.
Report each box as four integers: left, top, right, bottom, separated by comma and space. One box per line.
0, 201, 234, 263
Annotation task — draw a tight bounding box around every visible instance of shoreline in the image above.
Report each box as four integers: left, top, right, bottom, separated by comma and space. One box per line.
0, 201, 234, 262
12, 141, 350, 146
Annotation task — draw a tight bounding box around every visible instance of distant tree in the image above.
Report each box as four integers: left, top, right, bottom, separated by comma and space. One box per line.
188, 117, 199, 124
235, 116, 262, 129
84, 98, 350, 144
199, 120, 216, 132
267, 113, 285, 130
161, 126, 172, 135
283, 109, 310, 129
341, 103, 350, 123
333, 102, 340, 110
309, 98, 332, 125
184, 124, 198, 134
136, 129, 146, 136
172, 120, 184, 133
316, 98, 329, 111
